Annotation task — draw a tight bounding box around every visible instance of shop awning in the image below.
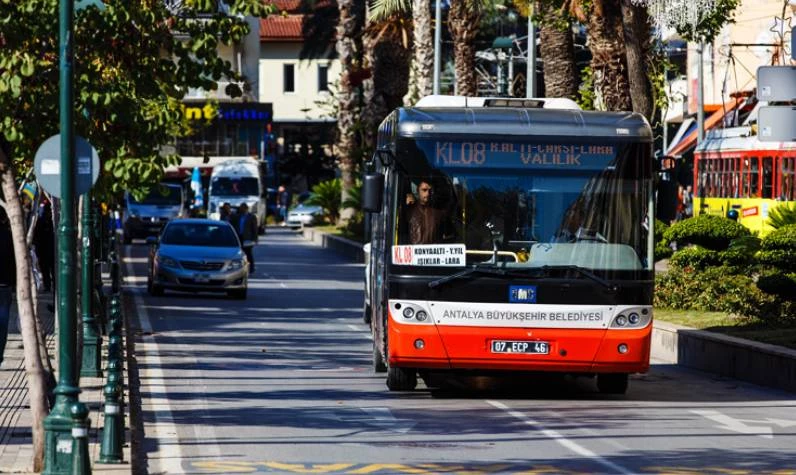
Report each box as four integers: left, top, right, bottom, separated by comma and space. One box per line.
665, 97, 746, 158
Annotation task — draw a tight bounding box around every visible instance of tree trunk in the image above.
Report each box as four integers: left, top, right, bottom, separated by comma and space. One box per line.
621, 0, 653, 120
448, 0, 481, 97
0, 150, 48, 472
24, 205, 55, 380
336, 0, 367, 225
587, 0, 631, 111
404, 0, 434, 105
538, 1, 579, 100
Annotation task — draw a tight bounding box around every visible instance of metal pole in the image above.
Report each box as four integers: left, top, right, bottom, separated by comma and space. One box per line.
44, 0, 84, 472
697, 42, 705, 144
433, 0, 442, 95
80, 195, 101, 377
526, 5, 536, 98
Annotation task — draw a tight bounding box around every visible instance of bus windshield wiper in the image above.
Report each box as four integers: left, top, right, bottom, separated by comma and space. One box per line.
428, 265, 510, 289
540, 265, 617, 292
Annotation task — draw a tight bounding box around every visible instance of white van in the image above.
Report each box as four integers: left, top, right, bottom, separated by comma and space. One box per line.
208, 158, 267, 234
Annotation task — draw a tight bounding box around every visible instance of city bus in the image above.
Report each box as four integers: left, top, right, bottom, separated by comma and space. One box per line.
362, 96, 655, 395
693, 125, 796, 235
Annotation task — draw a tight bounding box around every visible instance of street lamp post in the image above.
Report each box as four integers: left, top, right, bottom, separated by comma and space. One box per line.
80, 194, 102, 378
43, 0, 85, 472
526, 4, 536, 98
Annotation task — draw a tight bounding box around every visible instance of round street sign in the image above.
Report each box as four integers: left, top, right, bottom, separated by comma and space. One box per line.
34, 135, 100, 198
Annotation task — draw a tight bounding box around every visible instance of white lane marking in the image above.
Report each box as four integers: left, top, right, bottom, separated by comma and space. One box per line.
126, 259, 184, 474
691, 410, 775, 439
486, 400, 635, 475
356, 407, 417, 434
280, 282, 287, 288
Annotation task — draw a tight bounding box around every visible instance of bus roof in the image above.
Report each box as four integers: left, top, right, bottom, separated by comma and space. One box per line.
695, 126, 796, 154
386, 104, 652, 142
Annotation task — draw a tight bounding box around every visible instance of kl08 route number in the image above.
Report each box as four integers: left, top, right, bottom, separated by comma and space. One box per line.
491, 340, 549, 354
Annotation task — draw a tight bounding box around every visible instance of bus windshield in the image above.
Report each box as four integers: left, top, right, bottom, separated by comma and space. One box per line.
393, 139, 653, 272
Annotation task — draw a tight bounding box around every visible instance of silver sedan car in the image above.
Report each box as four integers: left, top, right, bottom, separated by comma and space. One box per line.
147, 219, 250, 299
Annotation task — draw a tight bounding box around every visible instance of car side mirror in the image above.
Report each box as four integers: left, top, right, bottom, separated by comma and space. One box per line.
146, 236, 158, 246
242, 240, 255, 249
362, 173, 384, 213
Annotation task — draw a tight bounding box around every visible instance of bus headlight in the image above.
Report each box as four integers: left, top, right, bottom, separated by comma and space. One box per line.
403, 307, 415, 319
415, 311, 428, 322
628, 313, 640, 325
615, 315, 627, 327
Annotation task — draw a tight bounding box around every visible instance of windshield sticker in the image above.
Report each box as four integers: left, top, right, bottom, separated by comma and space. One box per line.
419, 140, 616, 170
392, 244, 466, 267
509, 285, 537, 303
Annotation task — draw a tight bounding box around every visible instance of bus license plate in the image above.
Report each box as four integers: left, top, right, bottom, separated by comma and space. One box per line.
491, 340, 549, 354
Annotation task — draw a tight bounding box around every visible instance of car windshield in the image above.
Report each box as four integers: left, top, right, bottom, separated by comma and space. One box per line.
211, 177, 259, 196
161, 222, 240, 248
129, 186, 182, 205
392, 139, 653, 272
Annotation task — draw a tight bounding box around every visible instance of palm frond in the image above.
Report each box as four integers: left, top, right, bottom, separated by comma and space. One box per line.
369, 0, 410, 22
767, 203, 796, 230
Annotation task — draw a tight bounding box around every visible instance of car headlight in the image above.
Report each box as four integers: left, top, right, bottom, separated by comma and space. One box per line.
156, 255, 179, 268
226, 259, 245, 271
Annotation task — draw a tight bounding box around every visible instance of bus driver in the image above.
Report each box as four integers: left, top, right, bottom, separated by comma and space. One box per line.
405, 179, 446, 245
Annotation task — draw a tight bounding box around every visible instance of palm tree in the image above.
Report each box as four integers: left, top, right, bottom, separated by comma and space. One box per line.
370, 0, 433, 105
448, 0, 483, 96
620, 0, 653, 119
335, 0, 367, 224
584, 0, 632, 111
536, 1, 578, 99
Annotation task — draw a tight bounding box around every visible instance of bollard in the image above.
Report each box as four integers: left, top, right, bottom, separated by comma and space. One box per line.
97, 384, 123, 464
69, 403, 90, 475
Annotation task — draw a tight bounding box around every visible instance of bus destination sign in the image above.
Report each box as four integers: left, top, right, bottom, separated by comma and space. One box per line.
419, 140, 617, 170
392, 244, 466, 267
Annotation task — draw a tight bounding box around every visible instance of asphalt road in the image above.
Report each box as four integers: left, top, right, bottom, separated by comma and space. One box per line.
124, 228, 796, 475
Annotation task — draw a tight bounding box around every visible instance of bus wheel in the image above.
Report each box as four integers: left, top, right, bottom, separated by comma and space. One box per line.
597, 373, 629, 395
386, 367, 417, 391
372, 338, 387, 373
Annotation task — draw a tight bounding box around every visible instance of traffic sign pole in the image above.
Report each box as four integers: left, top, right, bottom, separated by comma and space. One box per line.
43, 0, 86, 472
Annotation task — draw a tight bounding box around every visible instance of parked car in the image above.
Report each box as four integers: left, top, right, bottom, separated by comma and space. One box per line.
286, 203, 323, 228
146, 219, 250, 299
123, 183, 185, 244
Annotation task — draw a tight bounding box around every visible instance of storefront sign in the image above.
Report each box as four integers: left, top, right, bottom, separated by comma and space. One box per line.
183, 102, 273, 122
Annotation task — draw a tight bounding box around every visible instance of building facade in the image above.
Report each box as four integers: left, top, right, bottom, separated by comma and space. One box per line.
259, 0, 341, 193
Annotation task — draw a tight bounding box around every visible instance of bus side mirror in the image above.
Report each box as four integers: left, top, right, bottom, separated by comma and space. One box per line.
362, 173, 384, 213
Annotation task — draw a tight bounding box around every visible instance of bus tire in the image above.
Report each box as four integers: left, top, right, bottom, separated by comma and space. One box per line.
386, 366, 417, 391
597, 373, 629, 395
373, 337, 387, 373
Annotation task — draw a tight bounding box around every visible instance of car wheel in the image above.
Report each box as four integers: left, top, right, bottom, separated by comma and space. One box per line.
596, 373, 629, 395
386, 366, 417, 391
149, 282, 164, 297
363, 301, 371, 325
228, 288, 247, 300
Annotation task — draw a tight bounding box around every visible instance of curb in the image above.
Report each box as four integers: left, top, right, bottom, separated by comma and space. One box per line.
300, 229, 796, 394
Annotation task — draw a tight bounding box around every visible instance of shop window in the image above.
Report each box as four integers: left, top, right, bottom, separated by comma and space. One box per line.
318, 64, 329, 92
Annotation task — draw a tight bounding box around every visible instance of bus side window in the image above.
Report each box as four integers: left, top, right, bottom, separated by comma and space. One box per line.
782, 157, 795, 200
750, 157, 759, 197
762, 157, 773, 199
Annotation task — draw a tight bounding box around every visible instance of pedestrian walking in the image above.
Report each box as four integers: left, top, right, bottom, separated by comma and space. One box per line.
277, 185, 290, 226
232, 203, 258, 272
0, 207, 16, 367
219, 202, 233, 222
33, 199, 55, 292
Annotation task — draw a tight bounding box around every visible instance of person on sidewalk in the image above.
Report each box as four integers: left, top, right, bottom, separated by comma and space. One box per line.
33, 199, 54, 292
232, 203, 258, 272
0, 207, 16, 367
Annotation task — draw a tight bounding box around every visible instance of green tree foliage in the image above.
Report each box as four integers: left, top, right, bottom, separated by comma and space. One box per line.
663, 214, 750, 251
306, 178, 343, 223
0, 0, 273, 200
654, 218, 673, 261
766, 202, 796, 230
667, 0, 742, 44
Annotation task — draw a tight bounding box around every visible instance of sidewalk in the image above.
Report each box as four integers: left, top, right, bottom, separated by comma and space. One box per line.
0, 288, 131, 474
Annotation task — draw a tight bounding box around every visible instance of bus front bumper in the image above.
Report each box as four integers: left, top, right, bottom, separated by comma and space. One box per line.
388, 320, 651, 374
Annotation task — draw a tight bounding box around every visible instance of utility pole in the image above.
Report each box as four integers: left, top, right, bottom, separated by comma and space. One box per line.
433, 0, 442, 95
696, 42, 705, 144
43, 0, 85, 472
526, 5, 536, 98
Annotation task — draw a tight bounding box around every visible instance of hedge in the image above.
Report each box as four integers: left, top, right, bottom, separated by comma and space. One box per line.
663, 215, 751, 251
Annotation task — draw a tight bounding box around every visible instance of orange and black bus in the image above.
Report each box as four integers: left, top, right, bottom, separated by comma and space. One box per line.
362, 95, 655, 394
